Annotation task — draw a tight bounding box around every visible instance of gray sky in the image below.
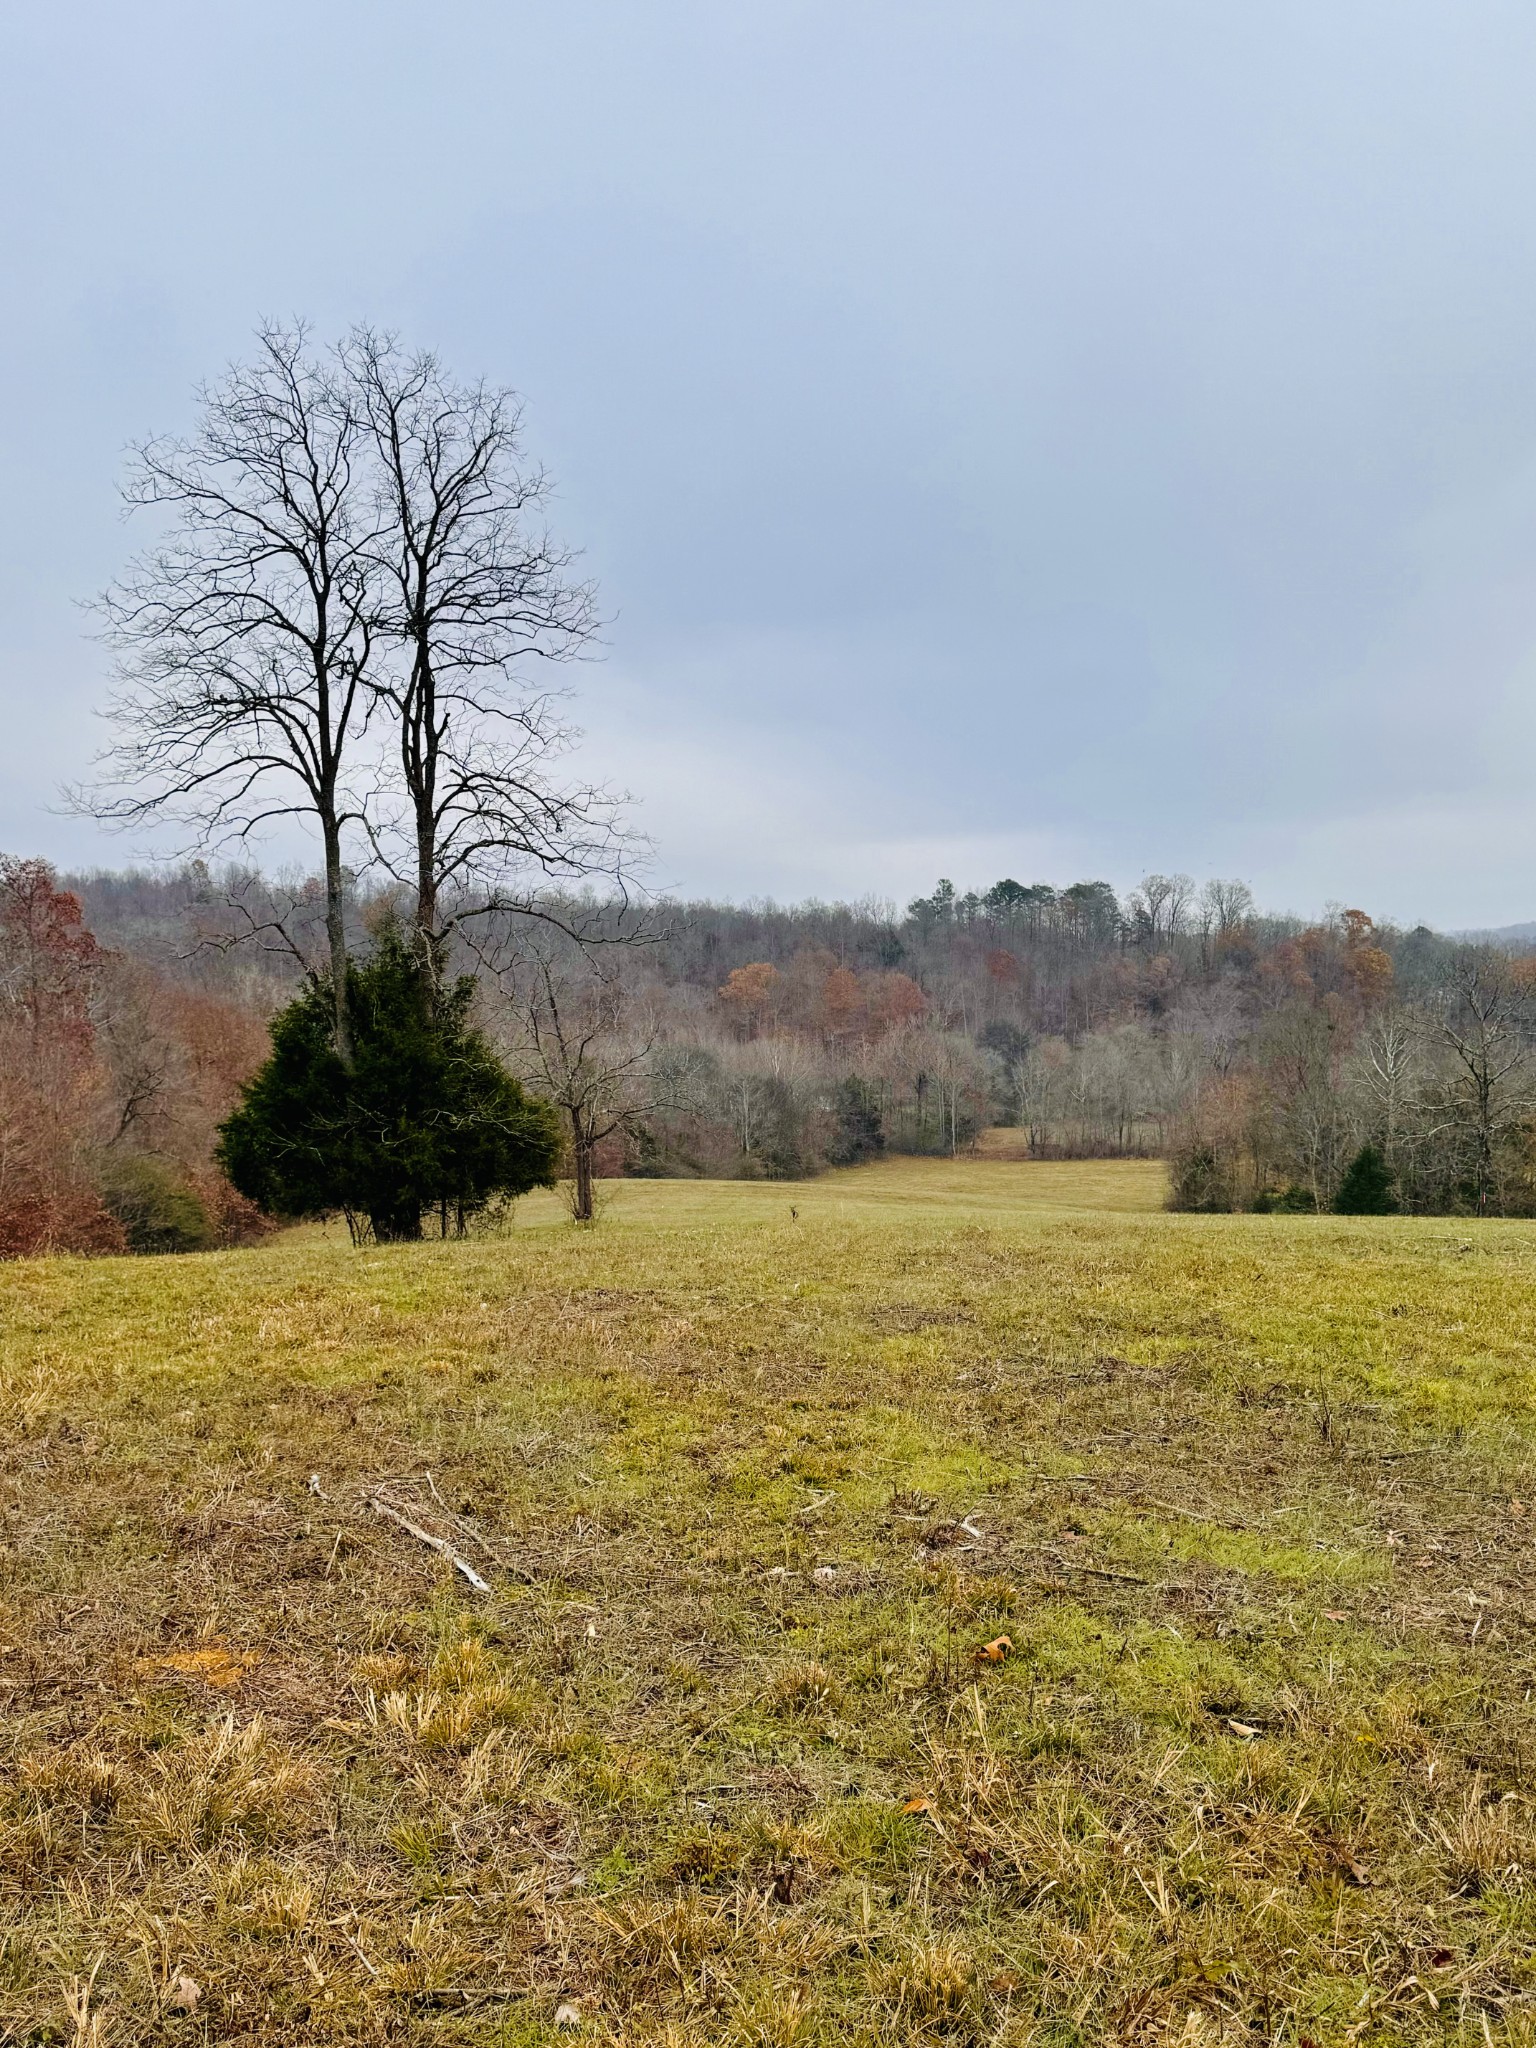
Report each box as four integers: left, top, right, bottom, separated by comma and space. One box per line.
6, 1, 1536, 926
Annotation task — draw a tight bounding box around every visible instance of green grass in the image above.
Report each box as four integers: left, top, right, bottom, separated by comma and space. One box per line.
2, 1155, 1535, 2044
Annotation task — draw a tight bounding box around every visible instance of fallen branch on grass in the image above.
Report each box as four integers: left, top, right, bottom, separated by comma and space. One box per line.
368, 1495, 492, 1593
1056, 1559, 1149, 1585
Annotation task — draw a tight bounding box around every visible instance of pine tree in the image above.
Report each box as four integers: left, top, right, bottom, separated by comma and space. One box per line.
217, 924, 559, 1240
1333, 1143, 1397, 1215
828, 1077, 886, 1165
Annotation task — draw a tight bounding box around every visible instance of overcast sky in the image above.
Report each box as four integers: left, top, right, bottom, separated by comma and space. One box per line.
6, 2, 1536, 926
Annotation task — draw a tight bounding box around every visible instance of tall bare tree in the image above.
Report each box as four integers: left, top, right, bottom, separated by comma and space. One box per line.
1129, 873, 1195, 949
345, 331, 622, 971
1352, 1011, 1418, 1170
1195, 878, 1255, 969
1429, 951, 1536, 1213
85, 326, 373, 1063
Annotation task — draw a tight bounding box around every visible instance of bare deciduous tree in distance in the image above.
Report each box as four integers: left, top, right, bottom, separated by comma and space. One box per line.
1353, 1011, 1417, 1173
84, 325, 373, 1065
496, 942, 664, 1223
1129, 873, 1195, 950
1195, 878, 1255, 971
1430, 951, 1536, 1214
346, 330, 629, 977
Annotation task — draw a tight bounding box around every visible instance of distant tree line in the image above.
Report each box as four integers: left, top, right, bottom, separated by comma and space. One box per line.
5, 849, 1525, 1257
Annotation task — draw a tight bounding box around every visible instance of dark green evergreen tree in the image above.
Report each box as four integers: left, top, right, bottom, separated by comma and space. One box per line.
1333, 1143, 1397, 1215
827, 1077, 886, 1166
217, 924, 560, 1240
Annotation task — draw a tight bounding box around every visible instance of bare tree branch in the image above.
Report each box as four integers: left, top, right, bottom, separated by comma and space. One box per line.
345, 329, 642, 970
77, 323, 376, 1063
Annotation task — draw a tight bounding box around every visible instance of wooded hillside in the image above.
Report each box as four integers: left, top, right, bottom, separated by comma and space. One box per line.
0, 855, 1519, 1254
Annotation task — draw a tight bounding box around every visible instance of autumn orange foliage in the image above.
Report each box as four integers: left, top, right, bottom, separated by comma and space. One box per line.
0, 858, 122, 1255
0, 858, 274, 1258
718, 953, 927, 1045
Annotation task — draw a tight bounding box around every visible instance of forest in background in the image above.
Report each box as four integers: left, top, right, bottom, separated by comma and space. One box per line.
3, 850, 1531, 1258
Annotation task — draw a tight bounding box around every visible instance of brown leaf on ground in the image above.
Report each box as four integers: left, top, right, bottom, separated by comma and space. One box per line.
1322, 1842, 1372, 1885
167, 1973, 201, 2013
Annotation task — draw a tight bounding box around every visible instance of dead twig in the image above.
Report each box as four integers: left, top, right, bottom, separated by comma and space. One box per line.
368, 1495, 492, 1593
367, 1473, 536, 1583
1063, 1560, 1149, 1585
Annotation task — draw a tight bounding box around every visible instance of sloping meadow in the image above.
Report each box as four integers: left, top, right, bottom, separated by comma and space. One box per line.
0, 1163, 1533, 2044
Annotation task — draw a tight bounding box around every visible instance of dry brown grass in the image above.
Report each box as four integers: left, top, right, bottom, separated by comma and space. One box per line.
0, 1157, 1534, 2042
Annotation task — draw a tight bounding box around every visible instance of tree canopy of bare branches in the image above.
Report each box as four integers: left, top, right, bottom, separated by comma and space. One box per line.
493, 941, 665, 1222
83, 322, 637, 1049
346, 331, 625, 966
1428, 950, 1536, 1212
86, 325, 373, 1061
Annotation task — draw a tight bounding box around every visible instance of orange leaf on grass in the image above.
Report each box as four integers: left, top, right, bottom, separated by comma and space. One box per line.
138, 1646, 258, 1691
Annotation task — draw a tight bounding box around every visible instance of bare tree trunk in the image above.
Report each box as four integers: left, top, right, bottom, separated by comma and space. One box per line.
321, 810, 353, 1066
572, 1124, 595, 1223
1475, 1068, 1494, 1214
413, 710, 439, 973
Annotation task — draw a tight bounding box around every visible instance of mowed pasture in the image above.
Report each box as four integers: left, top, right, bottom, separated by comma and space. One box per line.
2, 1157, 1535, 2045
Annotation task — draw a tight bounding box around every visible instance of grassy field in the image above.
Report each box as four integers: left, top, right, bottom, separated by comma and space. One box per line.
2, 1154, 1535, 2045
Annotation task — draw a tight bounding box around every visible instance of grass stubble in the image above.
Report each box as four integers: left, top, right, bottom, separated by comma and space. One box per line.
0, 1158, 1532, 2044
